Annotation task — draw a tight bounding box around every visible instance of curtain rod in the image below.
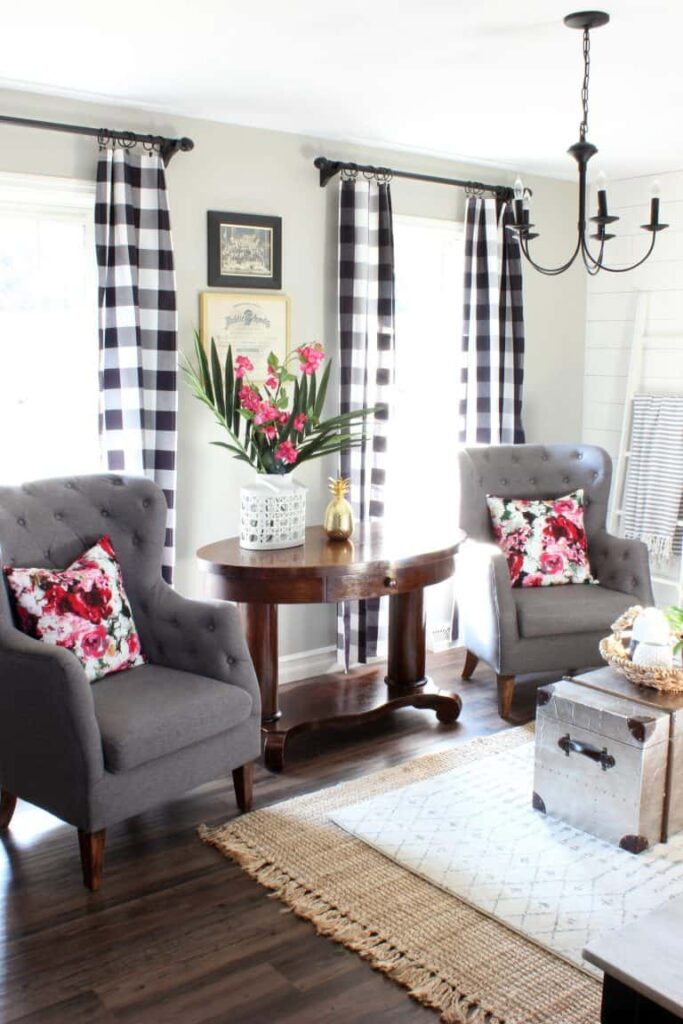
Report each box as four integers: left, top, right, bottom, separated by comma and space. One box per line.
0, 114, 194, 165
313, 155, 515, 201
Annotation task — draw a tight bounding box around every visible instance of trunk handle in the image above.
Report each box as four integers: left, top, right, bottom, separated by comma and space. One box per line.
558, 733, 616, 772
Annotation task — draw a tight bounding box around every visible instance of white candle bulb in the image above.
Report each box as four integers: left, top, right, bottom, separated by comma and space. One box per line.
651, 179, 662, 198
596, 170, 607, 190
514, 176, 524, 201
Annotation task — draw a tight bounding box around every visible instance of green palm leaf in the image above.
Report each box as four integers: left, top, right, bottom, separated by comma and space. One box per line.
193, 330, 213, 403
313, 360, 331, 421
225, 345, 234, 425
210, 339, 225, 418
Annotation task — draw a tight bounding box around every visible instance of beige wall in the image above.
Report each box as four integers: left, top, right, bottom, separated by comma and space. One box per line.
0, 88, 586, 657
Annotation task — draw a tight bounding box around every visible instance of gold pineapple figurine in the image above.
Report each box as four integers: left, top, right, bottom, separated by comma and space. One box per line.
324, 477, 354, 540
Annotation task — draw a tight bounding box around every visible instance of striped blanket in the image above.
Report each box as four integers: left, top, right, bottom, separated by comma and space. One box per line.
622, 393, 683, 566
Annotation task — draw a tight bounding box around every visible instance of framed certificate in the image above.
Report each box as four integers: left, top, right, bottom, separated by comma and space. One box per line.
199, 292, 291, 383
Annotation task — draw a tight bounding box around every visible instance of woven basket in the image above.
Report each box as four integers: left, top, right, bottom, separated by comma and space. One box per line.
600, 605, 683, 693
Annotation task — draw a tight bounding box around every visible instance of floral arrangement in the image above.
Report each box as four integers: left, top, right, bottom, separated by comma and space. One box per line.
184, 334, 374, 474
486, 490, 594, 587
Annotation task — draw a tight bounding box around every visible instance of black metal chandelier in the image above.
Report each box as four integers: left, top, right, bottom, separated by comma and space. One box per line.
509, 10, 668, 276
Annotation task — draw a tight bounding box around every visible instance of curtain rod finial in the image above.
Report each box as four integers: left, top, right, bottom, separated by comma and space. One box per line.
314, 157, 342, 188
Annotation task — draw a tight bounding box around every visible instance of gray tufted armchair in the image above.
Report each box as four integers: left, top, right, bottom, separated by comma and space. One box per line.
456, 444, 653, 721
0, 475, 261, 890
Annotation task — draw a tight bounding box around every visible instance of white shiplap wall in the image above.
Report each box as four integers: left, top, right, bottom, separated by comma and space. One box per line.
583, 169, 683, 461
583, 170, 683, 603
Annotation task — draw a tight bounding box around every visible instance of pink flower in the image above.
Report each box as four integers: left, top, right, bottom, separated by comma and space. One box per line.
539, 550, 566, 576
234, 355, 254, 380
275, 440, 298, 464
296, 342, 325, 377
81, 626, 108, 659
254, 401, 279, 426
259, 424, 277, 441
265, 374, 279, 390
239, 386, 261, 412
293, 413, 307, 432
553, 497, 578, 515
522, 573, 546, 588
278, 412, 289, 423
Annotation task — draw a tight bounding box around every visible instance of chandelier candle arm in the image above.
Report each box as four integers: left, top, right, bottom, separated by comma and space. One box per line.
509, 11, 669, 277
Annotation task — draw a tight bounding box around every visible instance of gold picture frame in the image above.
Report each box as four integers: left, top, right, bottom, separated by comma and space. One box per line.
199, 292, 291, 384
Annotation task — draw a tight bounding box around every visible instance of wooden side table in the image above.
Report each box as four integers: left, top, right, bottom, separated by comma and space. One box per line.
197, 523, 464, 771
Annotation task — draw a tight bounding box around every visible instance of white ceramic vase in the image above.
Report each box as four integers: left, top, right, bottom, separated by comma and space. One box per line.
239, 474, 307, 550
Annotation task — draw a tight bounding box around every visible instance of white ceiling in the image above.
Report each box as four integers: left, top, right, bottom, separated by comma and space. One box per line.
2, 0, 682, 179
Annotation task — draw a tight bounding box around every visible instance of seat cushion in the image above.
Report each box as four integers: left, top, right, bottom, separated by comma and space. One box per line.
92, 664, 253, 772
512, 585, 635, 639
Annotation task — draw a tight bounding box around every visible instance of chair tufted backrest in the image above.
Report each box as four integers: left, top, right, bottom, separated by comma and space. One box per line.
0, 475, 167, 632
458, 444, 612, 543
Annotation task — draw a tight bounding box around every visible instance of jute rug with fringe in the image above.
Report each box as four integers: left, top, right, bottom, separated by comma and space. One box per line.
200, 726, 602, 1024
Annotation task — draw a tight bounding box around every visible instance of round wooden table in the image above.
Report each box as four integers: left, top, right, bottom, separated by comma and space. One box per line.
197, 523, 465, 771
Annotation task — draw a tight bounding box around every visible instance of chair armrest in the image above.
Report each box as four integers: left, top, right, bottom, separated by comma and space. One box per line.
141, 583, 261, 716
0, 629, 105, 800
589, 530, 654, 605
455, 539, 519, 672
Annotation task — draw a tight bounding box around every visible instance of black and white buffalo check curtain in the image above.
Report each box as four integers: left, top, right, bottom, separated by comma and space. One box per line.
337, 178, 396, 668
95, 149, 178, 582
459, 196, 525, 445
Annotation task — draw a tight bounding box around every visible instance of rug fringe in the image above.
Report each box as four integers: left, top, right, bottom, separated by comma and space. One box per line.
199, 825, 505, 1024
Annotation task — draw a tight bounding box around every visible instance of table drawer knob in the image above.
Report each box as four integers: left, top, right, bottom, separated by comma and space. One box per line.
384, 575, 398, 589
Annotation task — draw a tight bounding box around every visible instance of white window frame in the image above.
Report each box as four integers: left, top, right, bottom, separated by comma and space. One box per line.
0, 171, 96, 213
0, 171, 101, 484
389, 212, 465, 647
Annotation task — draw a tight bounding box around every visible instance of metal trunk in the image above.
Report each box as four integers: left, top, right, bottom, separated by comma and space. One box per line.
533, 678, 670, 853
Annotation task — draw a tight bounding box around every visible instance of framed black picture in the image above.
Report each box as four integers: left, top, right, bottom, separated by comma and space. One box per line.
207, 211, 282, 289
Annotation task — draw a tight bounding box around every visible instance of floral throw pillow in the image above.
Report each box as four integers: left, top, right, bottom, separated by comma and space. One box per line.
4, 535, 145, 682
486, 490, 595, 588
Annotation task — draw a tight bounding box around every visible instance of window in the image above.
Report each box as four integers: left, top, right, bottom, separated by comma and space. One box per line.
386, 214, 464, 634
0, 173, 101, 484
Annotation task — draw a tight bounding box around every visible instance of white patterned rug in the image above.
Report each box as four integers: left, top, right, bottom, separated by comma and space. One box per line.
330, 741, 683, 975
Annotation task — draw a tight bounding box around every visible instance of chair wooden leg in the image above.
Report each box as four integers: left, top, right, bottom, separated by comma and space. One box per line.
497, 675, 516, 720
78, 829, 106, 891
0, 789, 17, 829
232, 763, 254, 813
462, 649, 480, 680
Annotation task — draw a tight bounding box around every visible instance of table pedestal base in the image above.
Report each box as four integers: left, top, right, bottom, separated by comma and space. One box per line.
240, 585, 462, 773
261, 673, 461, 772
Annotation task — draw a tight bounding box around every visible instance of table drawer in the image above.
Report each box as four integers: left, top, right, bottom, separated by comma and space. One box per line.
324, 557, 454, 602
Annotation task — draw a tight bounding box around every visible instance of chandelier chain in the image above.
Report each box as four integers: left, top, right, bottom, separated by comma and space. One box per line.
580, 28, 590, 141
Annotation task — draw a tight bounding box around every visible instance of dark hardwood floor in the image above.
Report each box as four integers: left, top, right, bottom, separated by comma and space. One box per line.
0, 649, 541, 1024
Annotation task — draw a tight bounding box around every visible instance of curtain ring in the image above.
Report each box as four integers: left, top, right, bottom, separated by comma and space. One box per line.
142, 135, 160, 158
